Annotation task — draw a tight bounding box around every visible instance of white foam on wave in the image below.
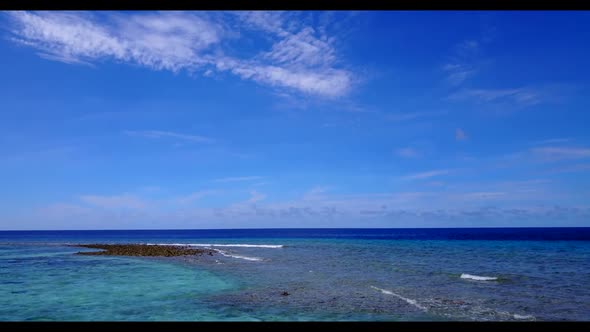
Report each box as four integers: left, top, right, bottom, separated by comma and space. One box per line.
370, 286, 427, 311
145, 243, 265, 261
513, 314, 535, 320
148, 243, 283, 249
213, 249, 263, 261
460, 274, 498, 281
205, 244, 283, 248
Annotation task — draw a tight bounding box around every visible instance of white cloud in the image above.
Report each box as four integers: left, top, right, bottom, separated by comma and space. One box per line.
234, 11, 290, 37
124, 130, 213, 143
396, 147, 420, 158
7, 11, 220, 72
175, 190, 215, 204
531, 138, 572, 145
139, 186, 161, 193
1, 145, 76, 164
6, 11, 354, 98
385, 110, 447, 122
543, 163, 590, 174
23, 201, 590, 229
443, 63, 477, 86
449, 88, 541, 106
456, 40, 479, 54
262, 27, 336, 68
442, 35, 549, 110
482, 145, 590, 172
401, 170, 450, 181
532, 147, 590, 161
247, 190, 266, 204
229, 63, 352, 97
302, 186, 331, 201
442, 39, 481, 86
18, 177, 589, 229
212, 176, 263, 183
458, 191, 506, 200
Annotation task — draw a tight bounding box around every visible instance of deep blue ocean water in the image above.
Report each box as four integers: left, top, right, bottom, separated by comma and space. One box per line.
1, 228, 589, 321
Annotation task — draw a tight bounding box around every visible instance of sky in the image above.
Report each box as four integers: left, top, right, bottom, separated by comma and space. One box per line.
1, 11, 590, 230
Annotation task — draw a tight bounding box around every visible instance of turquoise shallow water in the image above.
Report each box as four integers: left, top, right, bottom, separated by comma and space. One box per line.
0, 245, 238, 321
1, 229, 589, 321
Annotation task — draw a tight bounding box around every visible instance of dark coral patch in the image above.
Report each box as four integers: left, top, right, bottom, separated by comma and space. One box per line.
71, 244, 215, 257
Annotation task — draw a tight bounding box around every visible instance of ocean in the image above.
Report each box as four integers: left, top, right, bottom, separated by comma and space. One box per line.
1, 228, 589, 321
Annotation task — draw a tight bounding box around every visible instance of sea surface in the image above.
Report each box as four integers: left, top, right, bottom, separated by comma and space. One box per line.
1, 228, 589, 321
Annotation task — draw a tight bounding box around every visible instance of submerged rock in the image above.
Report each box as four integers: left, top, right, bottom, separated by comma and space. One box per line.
71, 244, 216, 257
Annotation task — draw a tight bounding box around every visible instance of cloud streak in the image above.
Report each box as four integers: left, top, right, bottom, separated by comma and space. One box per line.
212, 176, 264, 183
124, 130, 213, 143
532, 147, 590, 161
449, 88, 542, 106
6, 11, 354, 97
532, 138, 572, 145
247, 190, 266, 204
385, 110, 448, 122
7, 11, 219, 70
442, 39, 481, 86
23, 179, 589, 229
401, 170, 450, 181
443, 63, 477, 86
396, 147, 420, 158
175, 190, 216, 204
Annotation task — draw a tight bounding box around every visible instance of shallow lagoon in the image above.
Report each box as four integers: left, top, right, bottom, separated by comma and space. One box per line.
1, 228, 589, 321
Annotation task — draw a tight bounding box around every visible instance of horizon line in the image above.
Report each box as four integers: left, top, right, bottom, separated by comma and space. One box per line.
1, 226, 589, 232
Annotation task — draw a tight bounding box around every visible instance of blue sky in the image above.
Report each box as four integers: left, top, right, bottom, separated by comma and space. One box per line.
1, 11, 590, 230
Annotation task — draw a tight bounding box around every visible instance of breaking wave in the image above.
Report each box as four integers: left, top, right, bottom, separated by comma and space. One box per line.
370, 286, 427, 311
148, 243, 283, 249
460, 274, 498, 281
212, 249, 263, 262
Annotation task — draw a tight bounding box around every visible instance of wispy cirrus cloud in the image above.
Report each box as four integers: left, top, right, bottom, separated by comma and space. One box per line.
401, 169, 450, 181
442, 39, 482, 86
124, 130, 213, 143
17, 177, 589, 229
1, 145, 77, 164
235, 11, 291, 37
212, 176, 264, 183
385, 110, 447, 122
27, 201, 590, 229
448, 87, 542, 106
262, 27, 336, 68
246, 190, 266, 204
532, 146, 590, 161
302, 186, 332, 201
175, 190, 216, 204
543, 163, 590, 175
443, 63, 477, 86
5, 11, 354, 98
395, 147, 420, 158
531, 138, 572, 145
478, 144, 590, 173
442, 32, 550, 109
6, 11, 220, 70
226, 62, 352, 98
